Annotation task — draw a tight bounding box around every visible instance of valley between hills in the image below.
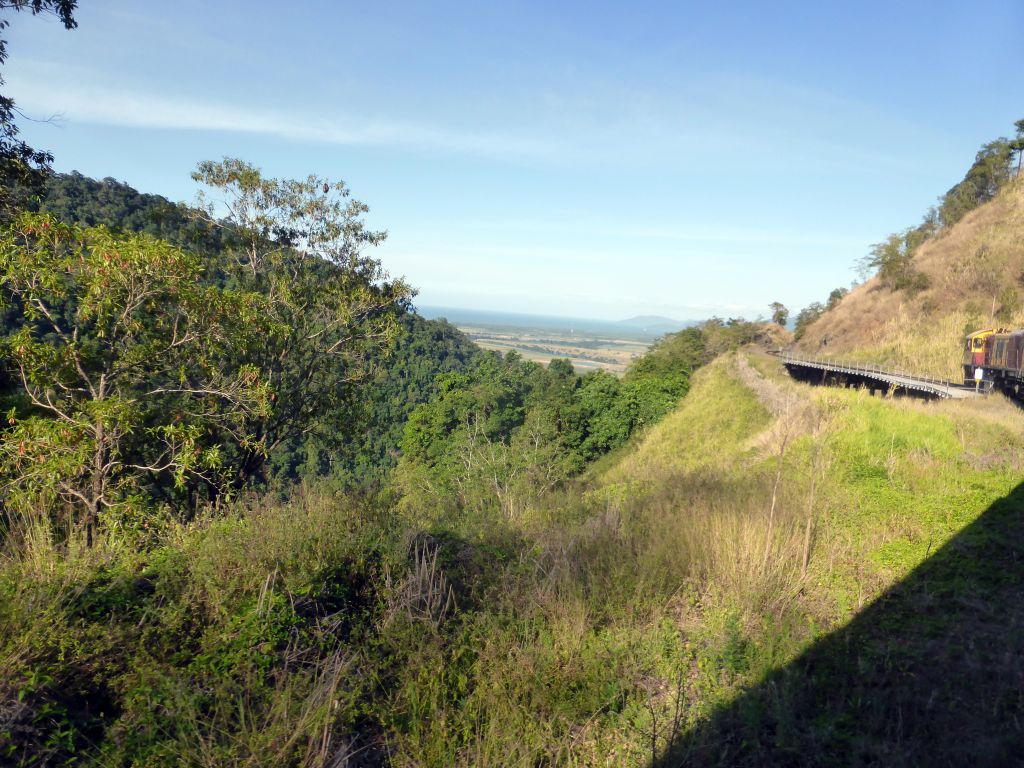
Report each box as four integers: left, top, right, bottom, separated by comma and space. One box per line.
2, 8, 1024, 762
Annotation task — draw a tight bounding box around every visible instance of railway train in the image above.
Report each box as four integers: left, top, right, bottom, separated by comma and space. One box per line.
963, 328, 1024, 393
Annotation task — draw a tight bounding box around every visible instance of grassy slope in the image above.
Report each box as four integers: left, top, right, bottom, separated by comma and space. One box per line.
797, 177, 1024, 380
593, 350, 1024, 762
3, 350, 1023, 766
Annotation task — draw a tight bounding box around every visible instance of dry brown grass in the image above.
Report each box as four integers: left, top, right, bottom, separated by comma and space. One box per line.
591, 354, 831, 626
798, 178, 1024, 379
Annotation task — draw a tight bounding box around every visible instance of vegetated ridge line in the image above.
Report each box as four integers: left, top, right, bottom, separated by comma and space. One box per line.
779, 353, 981, 400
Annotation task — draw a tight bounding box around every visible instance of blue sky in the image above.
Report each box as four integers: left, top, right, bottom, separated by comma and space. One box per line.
8, 0, 1023, 321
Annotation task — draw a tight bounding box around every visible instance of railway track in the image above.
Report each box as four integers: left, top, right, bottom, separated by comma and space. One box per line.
779, 354, 984, 400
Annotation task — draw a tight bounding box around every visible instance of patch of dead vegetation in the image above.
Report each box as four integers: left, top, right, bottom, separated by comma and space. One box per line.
734, 353, 818, 455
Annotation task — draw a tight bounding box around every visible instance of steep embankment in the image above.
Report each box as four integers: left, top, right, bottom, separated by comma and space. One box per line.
594, 348, 1024, 763
798, 178, 1024, 380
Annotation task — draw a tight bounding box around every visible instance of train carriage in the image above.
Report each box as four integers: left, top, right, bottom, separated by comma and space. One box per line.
964, 328, 1024, 394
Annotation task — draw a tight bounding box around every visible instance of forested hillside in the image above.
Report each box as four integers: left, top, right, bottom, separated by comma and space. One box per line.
29, 169, 788, 495
38, 172, 217, 250
9, 171, 481, 489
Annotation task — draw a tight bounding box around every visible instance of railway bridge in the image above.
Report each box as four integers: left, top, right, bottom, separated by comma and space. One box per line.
780, 354, 983, 400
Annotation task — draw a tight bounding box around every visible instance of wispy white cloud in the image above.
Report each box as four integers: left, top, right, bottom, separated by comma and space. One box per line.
8, 64, 551, 158
410, 214, 873, 250
10, 57, 928, 179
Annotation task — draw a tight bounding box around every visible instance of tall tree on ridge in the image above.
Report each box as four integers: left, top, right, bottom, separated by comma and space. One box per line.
769, 302, 789, 327
192, 158, 413, 483
1012, 119, 1024, 177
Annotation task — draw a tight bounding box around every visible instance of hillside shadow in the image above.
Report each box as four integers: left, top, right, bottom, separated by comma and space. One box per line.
655, 482, 1024, 767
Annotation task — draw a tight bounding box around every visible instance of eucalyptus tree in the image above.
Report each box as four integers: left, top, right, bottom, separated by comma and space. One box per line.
191, 159, 412, 482
769, 302, 789, 327
1012, 119, 1024, 177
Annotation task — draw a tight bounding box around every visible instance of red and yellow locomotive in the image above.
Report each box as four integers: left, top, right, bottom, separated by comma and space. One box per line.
963, 328, 1024, 393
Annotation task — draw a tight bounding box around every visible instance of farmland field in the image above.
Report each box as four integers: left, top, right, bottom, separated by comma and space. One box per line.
419, 306, 665, 374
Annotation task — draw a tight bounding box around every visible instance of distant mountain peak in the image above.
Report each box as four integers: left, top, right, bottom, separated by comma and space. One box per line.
617, 315, 691, 332
619, 315, 679, 325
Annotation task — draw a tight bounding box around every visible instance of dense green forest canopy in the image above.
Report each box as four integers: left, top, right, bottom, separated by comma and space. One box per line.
2, 169, 762, 531
0, 171, 483, 490
0, 166, 416, 540
37, 171, 221, 250
395, 315, 764, 521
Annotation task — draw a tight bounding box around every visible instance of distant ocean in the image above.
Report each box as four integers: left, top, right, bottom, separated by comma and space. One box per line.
417, 306, 690, 339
